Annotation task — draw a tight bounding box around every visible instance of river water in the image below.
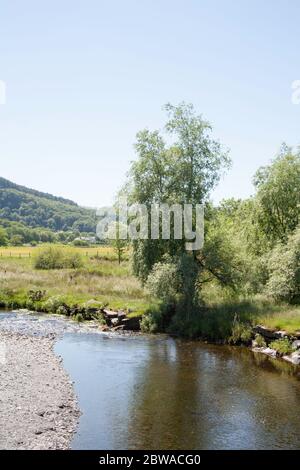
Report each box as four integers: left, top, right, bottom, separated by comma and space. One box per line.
2, 312, 300, 449
56, 333, 300, 450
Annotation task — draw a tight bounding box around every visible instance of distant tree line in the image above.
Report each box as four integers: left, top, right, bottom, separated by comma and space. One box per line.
0, 178, 97, 233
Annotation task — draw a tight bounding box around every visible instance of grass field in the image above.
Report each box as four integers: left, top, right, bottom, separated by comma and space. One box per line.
0, 244, 153, 316
0, 245, 122, 260
0, 244, 300, 338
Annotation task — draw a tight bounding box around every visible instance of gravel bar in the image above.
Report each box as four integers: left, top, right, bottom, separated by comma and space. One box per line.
0, 330, 80, 450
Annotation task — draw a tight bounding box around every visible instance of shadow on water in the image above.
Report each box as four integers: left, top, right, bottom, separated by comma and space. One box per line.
54, 333, 300, 450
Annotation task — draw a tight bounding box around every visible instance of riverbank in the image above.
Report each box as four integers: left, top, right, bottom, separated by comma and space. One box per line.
1, 246, 300, 343
0, 329, 80, 449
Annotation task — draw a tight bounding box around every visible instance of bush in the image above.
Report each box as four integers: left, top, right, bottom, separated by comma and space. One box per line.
140, 304, 175, 333
34, 247, 83, 270
254, 334, 267, 348
140, 311, 162, 333
67, 252, 83, 269
269, 338, 295, 356
266, 227, 300, 303
228, 315, 253, 345
73, 239, 89, 247
56, 305, 69, 316
75, 313, 84, 322
28, 289, 46, 302
43, 295, 67, 313
146, 259, 179, 303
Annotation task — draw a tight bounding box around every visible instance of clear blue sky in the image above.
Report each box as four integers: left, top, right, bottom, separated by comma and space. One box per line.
0, 0, 300, 207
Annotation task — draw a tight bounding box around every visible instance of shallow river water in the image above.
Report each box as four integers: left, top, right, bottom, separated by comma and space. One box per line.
2, 311, 300, 449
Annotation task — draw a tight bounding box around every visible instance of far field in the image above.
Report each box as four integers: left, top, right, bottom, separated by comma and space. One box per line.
0, 245, 154, 316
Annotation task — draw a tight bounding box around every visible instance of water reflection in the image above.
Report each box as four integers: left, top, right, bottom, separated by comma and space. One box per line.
55, 334, 300, 450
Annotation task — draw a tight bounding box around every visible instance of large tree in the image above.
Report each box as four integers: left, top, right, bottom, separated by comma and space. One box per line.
129, 103, 230, 206
126, 103, 231, 308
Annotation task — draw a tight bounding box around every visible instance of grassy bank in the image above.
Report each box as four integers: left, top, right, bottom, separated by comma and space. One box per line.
0, 245, 299, 341
142, 284, 300, 342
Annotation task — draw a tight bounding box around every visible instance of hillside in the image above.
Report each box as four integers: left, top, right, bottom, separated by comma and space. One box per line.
0, 177, 96, 232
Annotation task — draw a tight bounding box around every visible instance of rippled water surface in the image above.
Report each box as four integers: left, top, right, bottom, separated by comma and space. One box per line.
2, 311, 300, 450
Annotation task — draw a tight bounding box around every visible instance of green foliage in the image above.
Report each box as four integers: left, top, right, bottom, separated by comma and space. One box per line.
140, 304, 175, 333
28, 289, 46, 302
127, 103, 231, 322
0, 176, 96, 232
146, 257, 179, 303
43, 295, 68, 313
107, 222, 128, 264
254, 146, 300, 244
0, 218, 57, 244
254, 334, 267, 348
10, 234, 24, 246
75, 313, 84, 323
34, 247, 83, 270
266, 226, 300, 303
73, 238, 89, 247
140, 312, 161, 333
56, 305, 69, 316
0, 227, 8, 246
269, 338, 295, 356
228, 315, 253, 345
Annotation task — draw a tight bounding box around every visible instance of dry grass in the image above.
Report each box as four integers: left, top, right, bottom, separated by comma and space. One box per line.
0, 247, 152, 314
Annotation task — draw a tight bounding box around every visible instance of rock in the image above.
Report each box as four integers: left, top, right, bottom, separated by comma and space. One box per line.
122, 317, 140, 331
276, 330, 288, 338
112, 325, 125, 331
103, 309, 119, 319
292, 340, 300, 350
253, 325, 285, 340
260, 347, 277, 358
117, 311, 127, 320
110, 318, 120, 327
283, 351, 300, 365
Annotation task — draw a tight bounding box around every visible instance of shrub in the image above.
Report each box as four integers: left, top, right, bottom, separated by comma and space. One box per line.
75, 313, 84, 322
28, 289, 46, 302
67, 252, 83, 269
73, 239, 89, 247
146, 259, 179, 303
140, 304, 175, 333
228, 315, 253, 345
43, 295, 67, 313
254, 334, 267, 348
140, 312, 162, 333
269, 338, 295, 356
56, 305, 69, 316
34, 247, 83, 270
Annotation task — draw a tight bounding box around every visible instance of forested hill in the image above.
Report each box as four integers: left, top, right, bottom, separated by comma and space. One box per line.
0, 177, 96, 232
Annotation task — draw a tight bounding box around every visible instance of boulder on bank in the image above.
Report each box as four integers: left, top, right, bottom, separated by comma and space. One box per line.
101, 309, 140, 331
253, 325, 287, 340
292, 340, 300, 350
252, 346, 277, 358
283, 351, 300, 365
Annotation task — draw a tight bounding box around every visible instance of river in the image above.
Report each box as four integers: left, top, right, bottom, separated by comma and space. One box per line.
56, 332, 300, 450
2, 311, 300, 449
